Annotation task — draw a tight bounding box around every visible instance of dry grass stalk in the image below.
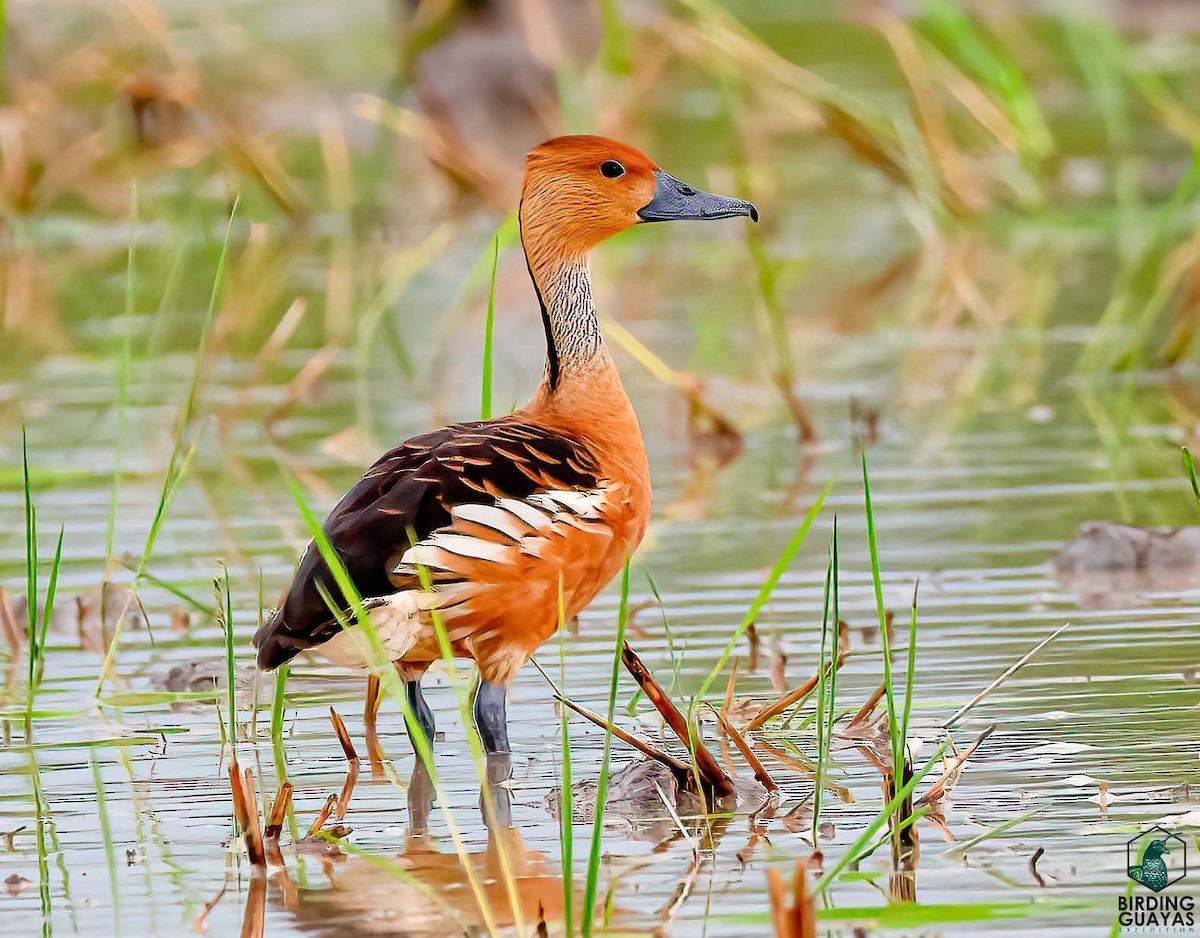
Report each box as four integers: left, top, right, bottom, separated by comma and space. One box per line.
600, 316, 743, 461
337, 760, 360, 821
192, 883, 227, 933
328, 707, 360, 819
708, 706, 778, 794
527, 655, 693, 778
241, 768, 266, 868
743, 652, 848, 733
720, 657, 740, 728
870, 11, 983, 217
228, 758, 251, 831
746, 621, 761, 672
227, 757, 266, 867
758, 741, 855, 804
943, 623, 1069, 729
769, 634, 788, 692
767, 858, 817, 938
2, 827, 23, 852
551, 688, 692, 777
884, 756, 919, 897
329, 707, 358, 762
621, 643, 734, 797
239, 874, 266, 938
918, 724, 995, 806
264, 782, 293, 866
0, 587, 20, 659
846, 680, 888, 730
265, 345, 340, 432
306, 794, 338, 838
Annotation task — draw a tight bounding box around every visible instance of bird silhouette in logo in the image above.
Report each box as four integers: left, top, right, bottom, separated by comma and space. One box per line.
1129, 839, 1172, 892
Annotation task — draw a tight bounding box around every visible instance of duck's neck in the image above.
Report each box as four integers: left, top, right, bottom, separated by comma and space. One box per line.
525, 247, 606, 392
520, 230, 648, 496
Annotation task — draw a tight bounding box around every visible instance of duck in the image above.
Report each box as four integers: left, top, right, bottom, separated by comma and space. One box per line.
1129, 838, 1171, 892
253, 135, 757, 754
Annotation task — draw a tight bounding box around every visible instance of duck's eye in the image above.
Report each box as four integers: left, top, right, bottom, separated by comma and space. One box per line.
599, 160, 625, 179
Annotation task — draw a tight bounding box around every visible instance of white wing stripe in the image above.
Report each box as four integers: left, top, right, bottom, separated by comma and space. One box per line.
451, 503, 530, 539
495, 498, 554, 529
530, 490, 606, 517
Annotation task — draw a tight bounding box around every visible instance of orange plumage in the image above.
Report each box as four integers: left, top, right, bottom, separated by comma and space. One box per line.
254, 135, 756, 753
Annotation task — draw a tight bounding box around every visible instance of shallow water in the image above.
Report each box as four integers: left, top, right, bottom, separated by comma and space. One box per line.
4, 2, 1200, 936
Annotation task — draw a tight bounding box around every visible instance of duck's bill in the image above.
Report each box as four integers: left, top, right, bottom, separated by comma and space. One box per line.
638, 170, 759, 223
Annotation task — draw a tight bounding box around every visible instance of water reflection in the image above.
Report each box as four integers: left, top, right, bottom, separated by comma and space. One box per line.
263, 756, 573, 937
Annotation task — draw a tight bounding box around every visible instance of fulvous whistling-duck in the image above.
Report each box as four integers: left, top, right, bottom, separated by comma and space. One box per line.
253, 135, 757, 754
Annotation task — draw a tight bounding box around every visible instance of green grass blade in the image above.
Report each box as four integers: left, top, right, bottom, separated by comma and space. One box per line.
22, 428, 38, 698
922, 0, 1052, 161
598, 0, 632, 75
941, 808, 1039, 859
813, 739, 952, 896
106, 335, 131, 565
812, 522, 835, 846
480, 234, 498, 420
108, 182, 136, 563
90, 755, 121, 930
556, 579, 574, 938
28, 747, 52, 932
270, 662, 288, 745
901, 581, 919, 748
1184, 446, 1199, 511
32, 527, 65, 696
95, 199, 238, 697
693, 483, 831, 703
862, 450, 901, 769
827, 519, 841, 739
582, 560, 631, 938
219, 563, 236, 745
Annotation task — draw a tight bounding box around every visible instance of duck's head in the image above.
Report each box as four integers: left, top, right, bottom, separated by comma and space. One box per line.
520, 135, 757, 257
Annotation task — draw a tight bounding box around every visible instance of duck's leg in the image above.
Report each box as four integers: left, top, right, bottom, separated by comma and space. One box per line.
473, 680, 510, 754
405, 680, 436, 744
364, 674, 385, 771
397, 662, 436, 749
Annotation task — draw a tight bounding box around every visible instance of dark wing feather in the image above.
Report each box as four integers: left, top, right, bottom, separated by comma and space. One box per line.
253, 417, 601, 668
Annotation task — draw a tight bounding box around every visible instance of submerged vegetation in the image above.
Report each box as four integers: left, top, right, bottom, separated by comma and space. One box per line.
4, 1, 1200, 936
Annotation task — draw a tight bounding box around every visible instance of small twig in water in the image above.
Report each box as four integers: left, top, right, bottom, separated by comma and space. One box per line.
1029, 846, 1046, 887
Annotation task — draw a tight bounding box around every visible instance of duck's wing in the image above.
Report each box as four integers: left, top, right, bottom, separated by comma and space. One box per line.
253, 416, 602, 669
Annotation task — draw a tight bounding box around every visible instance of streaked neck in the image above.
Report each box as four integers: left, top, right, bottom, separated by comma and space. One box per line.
523, 238, 607, 389
541, 255, 605, 383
